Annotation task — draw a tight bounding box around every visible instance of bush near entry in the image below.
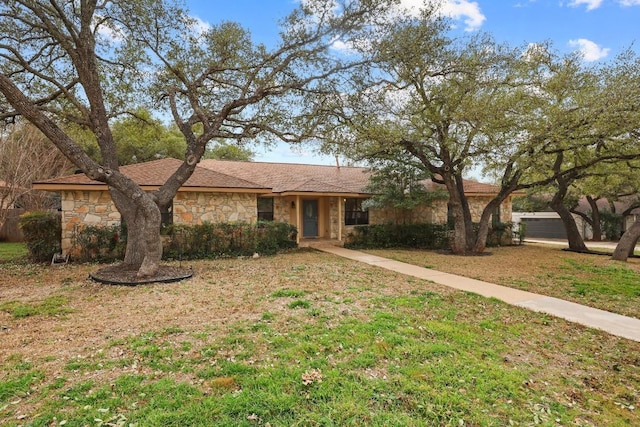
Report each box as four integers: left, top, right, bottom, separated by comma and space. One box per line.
18, 211, 61, 262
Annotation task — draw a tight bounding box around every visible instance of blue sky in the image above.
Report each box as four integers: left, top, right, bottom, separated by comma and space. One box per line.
185, 0, 640, 165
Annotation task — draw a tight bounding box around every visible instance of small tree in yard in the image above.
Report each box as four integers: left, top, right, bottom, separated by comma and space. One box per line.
0, 0, 392, 278
0, 123, 74, 231
363, 158, 447, 225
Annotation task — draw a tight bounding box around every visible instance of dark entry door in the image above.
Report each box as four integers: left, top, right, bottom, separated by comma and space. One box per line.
302, 200, 319, 237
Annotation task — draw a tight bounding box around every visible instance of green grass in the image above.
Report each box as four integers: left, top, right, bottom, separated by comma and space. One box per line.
1, 252, 639, 426
0, 295, 73, 319
3, 292, 638, 426
0, 242, 27, 262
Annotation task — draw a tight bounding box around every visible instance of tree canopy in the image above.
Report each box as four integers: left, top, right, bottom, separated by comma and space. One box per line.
0, 0, 393, 277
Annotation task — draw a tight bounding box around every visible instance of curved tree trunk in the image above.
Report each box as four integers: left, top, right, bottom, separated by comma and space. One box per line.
586, 196, 602, 241
612, 219, 640, 261
110, 188, 162, 277
550, 197, 588, 252
455, 175, 475, 252
444, 175, 467, 254
474, 198, 503, 253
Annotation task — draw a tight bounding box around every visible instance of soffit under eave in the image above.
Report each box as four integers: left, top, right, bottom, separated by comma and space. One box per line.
276, 191, 372, 198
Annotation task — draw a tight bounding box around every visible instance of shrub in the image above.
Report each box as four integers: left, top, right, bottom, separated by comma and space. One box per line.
18, 211, 61, 262
162, 221, 297, 260
73, 223, 127, 262
345, 223, 450, 250
485, 221, 515, 247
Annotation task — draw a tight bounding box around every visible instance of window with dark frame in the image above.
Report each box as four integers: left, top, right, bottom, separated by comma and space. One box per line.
344, 198, 369, 225
492, 205, 501, 227
257, 197, 274, 221
161, 200, 173, 228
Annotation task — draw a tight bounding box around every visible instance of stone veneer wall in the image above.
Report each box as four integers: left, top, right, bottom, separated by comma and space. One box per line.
60, 190, 121, 253
369, 196, 514, 226
273, 196, 293, 223
173, 192, 258, 225
59, 190, 260, 254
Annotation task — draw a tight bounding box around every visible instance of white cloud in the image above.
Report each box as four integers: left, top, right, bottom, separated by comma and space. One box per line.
619, 0, 640, 5
439, 0, 486, 31
398, 0, 486, 31
189, 16, 211, 37
568, 0, 604, 10
568, 38, 610, 61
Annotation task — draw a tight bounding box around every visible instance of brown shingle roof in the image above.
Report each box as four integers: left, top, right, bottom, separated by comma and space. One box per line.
34, 157, 502, 196
198, 159, 370, 194
33, 158, 268, 190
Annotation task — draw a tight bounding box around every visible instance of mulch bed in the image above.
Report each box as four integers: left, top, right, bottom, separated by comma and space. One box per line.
89, 263, 193, 285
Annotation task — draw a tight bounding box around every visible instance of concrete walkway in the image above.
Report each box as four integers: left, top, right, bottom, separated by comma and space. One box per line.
310, 244, 640, 342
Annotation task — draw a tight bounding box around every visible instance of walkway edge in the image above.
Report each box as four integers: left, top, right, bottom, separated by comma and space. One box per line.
312, 244, 640, 342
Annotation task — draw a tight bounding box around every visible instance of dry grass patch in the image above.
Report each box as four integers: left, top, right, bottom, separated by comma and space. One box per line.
364, 243, 640, 318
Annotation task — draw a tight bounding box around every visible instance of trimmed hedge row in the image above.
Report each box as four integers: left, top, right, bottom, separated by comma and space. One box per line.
345, 223, 451, 250
71, 221, 297, 263
345, 222, 518, 250
162, 221, 297, 260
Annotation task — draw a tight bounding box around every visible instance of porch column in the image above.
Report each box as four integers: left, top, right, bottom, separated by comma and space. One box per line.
296, 195, 301, 244
338, 197, 343, 241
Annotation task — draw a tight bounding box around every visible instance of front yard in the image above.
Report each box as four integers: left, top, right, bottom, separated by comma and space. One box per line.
364, 243, 640, 319
0, 245, 638, 425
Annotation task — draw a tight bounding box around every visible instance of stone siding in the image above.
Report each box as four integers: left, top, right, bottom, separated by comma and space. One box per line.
59, 190, 259, 254
173, 192, 258, 225
60, 190, 120, 253
368, 196, 513, 226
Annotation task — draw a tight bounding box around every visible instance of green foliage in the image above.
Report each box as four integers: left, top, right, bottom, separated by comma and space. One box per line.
73, 224, 127, 263
600, 210, 623, 240
348, 222, 516, 250
512, 194, 550, 212
363, 161, 447, 223
162, 221, 297, 259
76, 108, 187, 165
204, 142, 254, 161
18, 211, 61, 262
484, 222, 515, 246
346, 223, 450, 250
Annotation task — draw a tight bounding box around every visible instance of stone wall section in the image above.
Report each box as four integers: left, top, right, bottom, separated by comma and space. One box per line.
173, 192, 258, 225
60, 190, 120, 253
368, 196, 513, 226
60, 190, 260, 253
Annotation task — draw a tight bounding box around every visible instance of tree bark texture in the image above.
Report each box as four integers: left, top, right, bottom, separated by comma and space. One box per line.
612, 220, 640, 261
550, 197, 588, 252
586, 196, 602, 241
443, 174, 468, 254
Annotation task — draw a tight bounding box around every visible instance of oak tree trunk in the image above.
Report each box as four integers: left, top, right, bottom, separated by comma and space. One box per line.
110, 188, 162, 277
474, 198, 504, 253
586, 196, 602, 241
612, 219, 640, 261
443, 174, 467, 254
550, 197, 588, 252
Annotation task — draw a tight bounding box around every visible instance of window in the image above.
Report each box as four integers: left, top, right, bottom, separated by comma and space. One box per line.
447, 203, 454, 230
345, 198, 369, 225
258, 197, 274, 221
161, 200, 173, 228
492, 205, 501, 227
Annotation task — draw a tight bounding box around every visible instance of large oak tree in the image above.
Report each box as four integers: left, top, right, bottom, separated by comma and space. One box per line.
0, 0, 390, 277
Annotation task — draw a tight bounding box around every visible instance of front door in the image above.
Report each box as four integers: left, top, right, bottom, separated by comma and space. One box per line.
302, 199, 319, 238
